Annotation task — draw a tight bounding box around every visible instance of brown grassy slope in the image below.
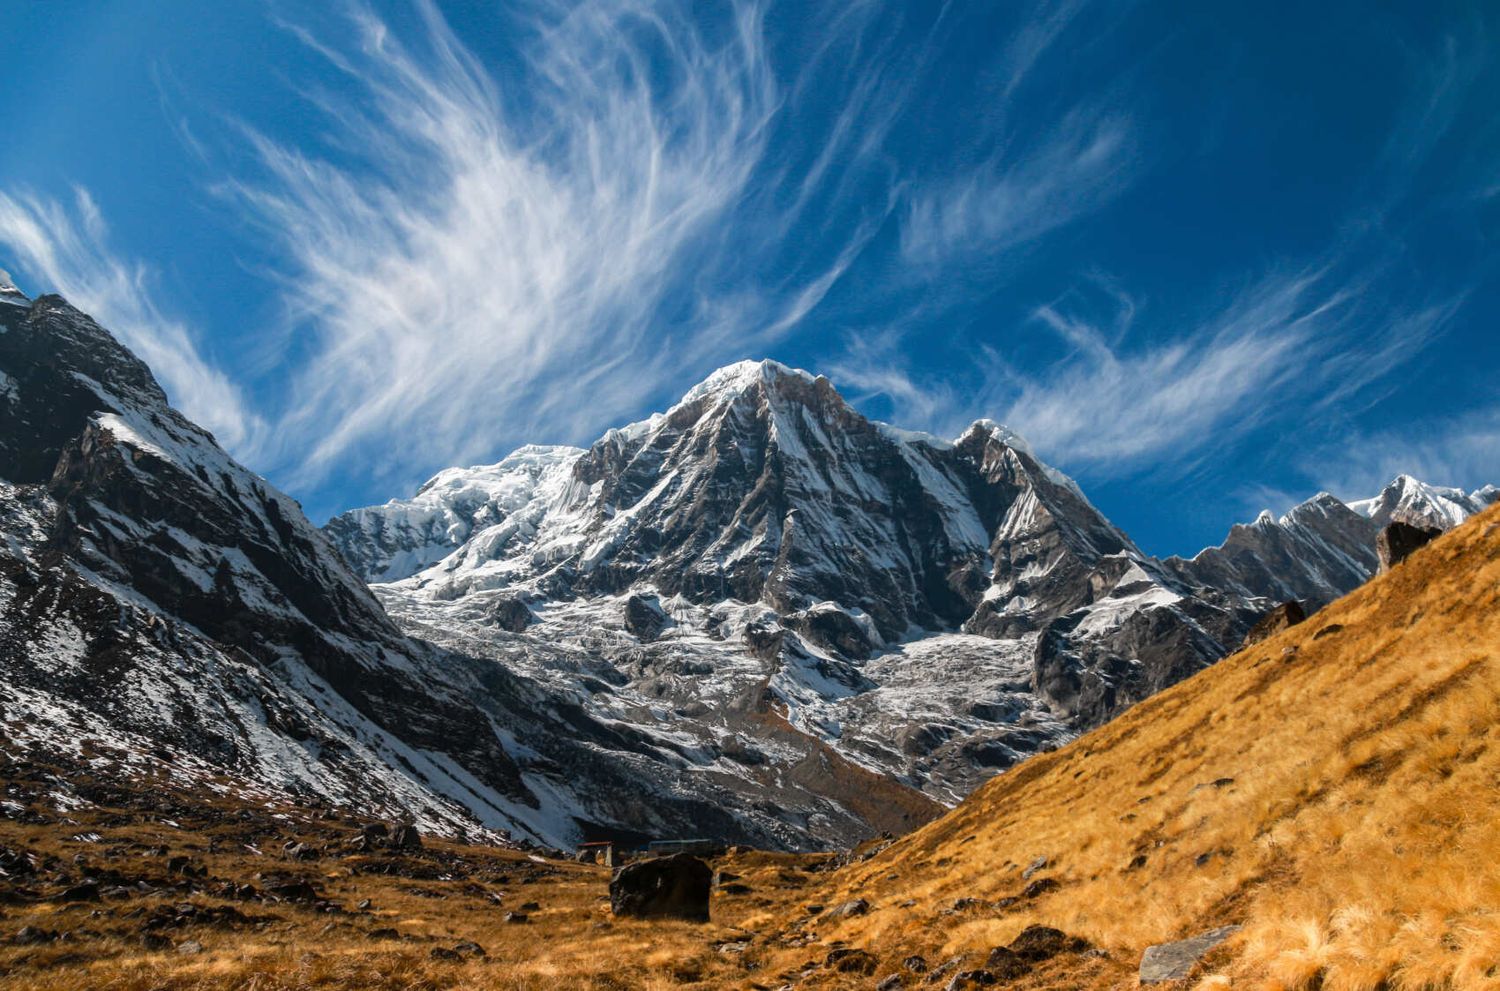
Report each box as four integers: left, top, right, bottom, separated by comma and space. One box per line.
798, 503, 1500, 990
0, 753, 835, 991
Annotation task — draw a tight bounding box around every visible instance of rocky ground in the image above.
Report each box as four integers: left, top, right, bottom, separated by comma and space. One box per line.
0, 741, 1137, 991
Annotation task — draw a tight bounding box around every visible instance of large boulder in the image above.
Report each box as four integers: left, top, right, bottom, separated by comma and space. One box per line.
609, 853, 711, 921
1239, 600, 1306, 649
1377, 521, 1440, 573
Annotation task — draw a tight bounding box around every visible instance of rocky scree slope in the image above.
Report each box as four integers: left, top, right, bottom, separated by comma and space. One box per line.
0, 287, 907, 851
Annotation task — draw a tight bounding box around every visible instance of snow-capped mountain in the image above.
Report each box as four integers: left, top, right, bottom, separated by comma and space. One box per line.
327, 360, 1263, 798
330, 361, 1497, 807
1166, 477, 1499, 608
1348, 474, 1498, 531
0, 293, 942, 851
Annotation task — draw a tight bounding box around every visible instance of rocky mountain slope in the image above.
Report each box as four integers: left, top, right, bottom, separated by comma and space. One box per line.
1164, 476, 1496, 608
792, 500, 1500, 989
0, 288, 939, 852
328, 360, 1492, 811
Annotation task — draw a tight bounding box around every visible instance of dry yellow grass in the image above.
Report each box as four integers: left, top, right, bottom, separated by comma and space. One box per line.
796, 503, 1500, 989
4, 505, 1497, 989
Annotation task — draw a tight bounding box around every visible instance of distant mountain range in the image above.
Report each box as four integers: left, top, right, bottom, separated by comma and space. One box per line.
2, 280, 1493, 849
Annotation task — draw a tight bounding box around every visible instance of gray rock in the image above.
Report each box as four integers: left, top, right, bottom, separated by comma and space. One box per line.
1377, 521, 1440, 573
1139, 926, 1240, 983
1240, 601, 1305, 649
623, 594, 668, 641
488, 596, 534, 633
609, 853, 711, 922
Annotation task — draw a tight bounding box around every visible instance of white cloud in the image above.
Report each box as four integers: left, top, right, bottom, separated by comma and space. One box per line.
0, 188, 267, 455
900, 107, 1136, 268
220, 0, 849, 490
1305, 405, 1500, 500
834, 264, 1461, 476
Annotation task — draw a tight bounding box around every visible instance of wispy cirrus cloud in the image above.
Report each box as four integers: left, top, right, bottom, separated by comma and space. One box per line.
0, 0, 1162, 506
834, 262, 1462, 475
0, 188, 267, 454
1303, 404, 1500, 501
900, 107, 1137, 268
222, 0, 790, 488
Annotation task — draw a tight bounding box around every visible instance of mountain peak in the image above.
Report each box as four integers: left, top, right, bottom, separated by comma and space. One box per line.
679, 358, 821, 404
0, 268, 28, 306
958, 418, 1036, 457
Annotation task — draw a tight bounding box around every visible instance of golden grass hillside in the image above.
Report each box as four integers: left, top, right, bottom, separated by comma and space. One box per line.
793, 502, 1500, 989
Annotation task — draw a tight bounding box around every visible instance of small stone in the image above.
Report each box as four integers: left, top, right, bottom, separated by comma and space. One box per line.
1021, 855, 1048, 879
824, 947, 877, 974
505, 912, 529, 924
944, 969, 997, 990
15, 926, 58, 945
430, 947, 461, 961
984, 946, 1030, 978
62, 880, 101, 901
390, 822, 423, 851
1007, 924, 1089, 961
177, 940, 204, 955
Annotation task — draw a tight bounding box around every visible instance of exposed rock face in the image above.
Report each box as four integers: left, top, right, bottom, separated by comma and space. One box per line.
1139, 925, 1240, 982
1377, 521, 1441, 573
488, 597, 534, 632
328, 359, 1496, 818
608, 854, 712, 921
1240, 601, 1307, 649
622, 594, 668, 641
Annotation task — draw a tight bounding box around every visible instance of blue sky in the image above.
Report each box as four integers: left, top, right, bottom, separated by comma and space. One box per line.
2, 0, 1497, 555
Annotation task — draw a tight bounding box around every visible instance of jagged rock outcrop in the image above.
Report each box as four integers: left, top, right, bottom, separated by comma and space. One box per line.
1376, 520, 1441, 573
1167, 477, 1495, 610
1240, 601, 1306, 649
